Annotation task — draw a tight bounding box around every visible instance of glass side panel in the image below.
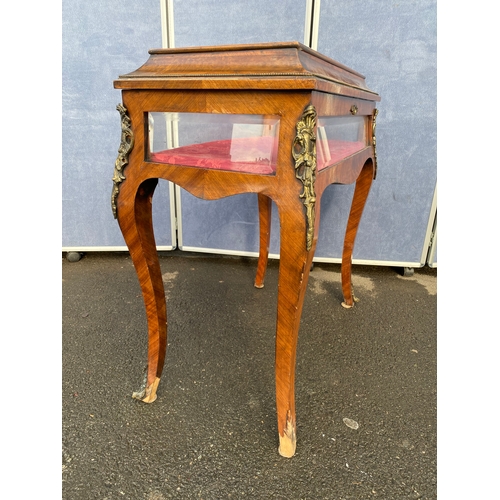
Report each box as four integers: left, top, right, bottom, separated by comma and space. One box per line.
148, 112, 280, 175
317, 115, 366, 171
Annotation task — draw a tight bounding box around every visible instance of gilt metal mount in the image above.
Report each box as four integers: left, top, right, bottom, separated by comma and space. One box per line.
372, 108, 379, 179
292, 104, 317, 251
111, 104, 135, 219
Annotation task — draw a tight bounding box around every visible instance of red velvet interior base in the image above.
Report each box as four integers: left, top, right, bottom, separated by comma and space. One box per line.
150, 137, 277, 174
317, 140, 365, 171
150, 137, 365, 174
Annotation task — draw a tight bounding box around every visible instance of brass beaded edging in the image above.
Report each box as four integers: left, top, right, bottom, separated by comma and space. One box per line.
292, 104, 317, 251
111, 104, 135, 219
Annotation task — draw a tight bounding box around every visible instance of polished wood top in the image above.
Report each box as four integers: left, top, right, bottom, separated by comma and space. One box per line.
114, 41, 380, 100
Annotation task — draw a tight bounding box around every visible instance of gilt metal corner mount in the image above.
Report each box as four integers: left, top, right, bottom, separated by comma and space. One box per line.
292, 104, 317, 251
372, 108, 379, 179
111, 104, 134, 219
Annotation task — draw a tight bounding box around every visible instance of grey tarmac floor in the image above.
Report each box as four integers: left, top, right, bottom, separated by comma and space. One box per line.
62, 251, 437, 499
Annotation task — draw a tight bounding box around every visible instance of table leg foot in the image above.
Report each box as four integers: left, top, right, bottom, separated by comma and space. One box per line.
132, 375, 161, 403
278, 411, 297, 458
341, 288, 360, 308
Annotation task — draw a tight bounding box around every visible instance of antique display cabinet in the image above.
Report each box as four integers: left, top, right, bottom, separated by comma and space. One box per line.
112, 42, 380, 457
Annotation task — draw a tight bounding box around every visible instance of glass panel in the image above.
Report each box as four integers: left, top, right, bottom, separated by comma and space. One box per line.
317, 115, 366, 170
148, 113, 280, 175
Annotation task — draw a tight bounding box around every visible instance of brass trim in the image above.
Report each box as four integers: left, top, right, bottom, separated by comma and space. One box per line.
372, 108, 379, 179
111, 104, 135, 219
119, 72, 308, 79
292, 104, 317, 251
350, 104, 358, 115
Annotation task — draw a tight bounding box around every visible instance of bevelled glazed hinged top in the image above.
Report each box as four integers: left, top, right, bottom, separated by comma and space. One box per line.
114, 41, 380, 101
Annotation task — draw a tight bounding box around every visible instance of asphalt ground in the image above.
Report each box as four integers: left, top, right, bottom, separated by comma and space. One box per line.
62, 251, 437, 499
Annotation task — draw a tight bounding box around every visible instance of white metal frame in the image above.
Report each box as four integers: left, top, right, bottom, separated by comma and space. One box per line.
425, 185, 437, 268
304, 0, 320, 50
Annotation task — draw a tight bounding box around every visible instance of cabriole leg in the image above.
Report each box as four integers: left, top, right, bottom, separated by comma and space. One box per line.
341, 160, 375, 308
254, 193, 273, 288
274, 201, 317, 457
116, 178, 167, 403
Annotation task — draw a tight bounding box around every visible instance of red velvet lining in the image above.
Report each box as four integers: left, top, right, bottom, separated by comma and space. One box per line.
317, 140, 365, 171
150, 137, 365, 174
150, 137, 277, 174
